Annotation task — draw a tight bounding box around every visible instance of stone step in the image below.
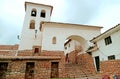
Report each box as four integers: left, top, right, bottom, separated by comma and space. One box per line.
75, 75, 102, 79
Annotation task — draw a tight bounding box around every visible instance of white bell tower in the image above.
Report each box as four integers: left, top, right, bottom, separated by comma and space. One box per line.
19, 2, 53, 50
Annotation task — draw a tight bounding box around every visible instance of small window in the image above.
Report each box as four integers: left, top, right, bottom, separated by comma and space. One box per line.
108, 55, 115, 60
40, 25, 42, 31
52, 37, 56, 44
30, 20, 35, 29
104, 36, 112, 45
65, 47, 67, 50
34, 48, 39, 53
69, 44, 70, 47
31, 9, 37, 17
40, 10, 46, 18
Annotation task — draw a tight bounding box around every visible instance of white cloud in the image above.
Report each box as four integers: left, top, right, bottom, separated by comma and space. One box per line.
1, 0, 120, 44
88, 3, 120, 32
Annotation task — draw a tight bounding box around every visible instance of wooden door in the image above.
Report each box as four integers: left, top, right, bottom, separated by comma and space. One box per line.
95, 56, 100, 71
51, 62, 59, 78
25, 62, 35, 79
0, 62, 8, 79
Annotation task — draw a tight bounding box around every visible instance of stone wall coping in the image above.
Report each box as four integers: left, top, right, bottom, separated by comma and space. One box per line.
0, 56, 61, 60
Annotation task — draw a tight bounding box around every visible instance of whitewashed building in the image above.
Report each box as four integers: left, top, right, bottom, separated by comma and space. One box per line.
64, 39, 83, 54
19, 2, 53, 50
19, 2, 102, 54
3, 1, 120, 78
89, 24, 120, 73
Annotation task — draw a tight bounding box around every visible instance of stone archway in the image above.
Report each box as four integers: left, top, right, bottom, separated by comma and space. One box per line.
41, 22, 101, 52
64, 35, 88, 53
64, 35, 88, 64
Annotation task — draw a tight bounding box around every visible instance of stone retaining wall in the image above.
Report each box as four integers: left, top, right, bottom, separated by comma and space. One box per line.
100, 60, 120, 75
66, 53, 96, 78
0, 50, 65, 79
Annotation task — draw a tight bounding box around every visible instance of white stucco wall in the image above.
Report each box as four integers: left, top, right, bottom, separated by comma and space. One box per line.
92, 29, 120, 61
64, 40, 82, 54
41, 23, 101, 51
18, 2, 101, 51
64, 40, 77, 54
64, 40, 75, 54
19, 3, 52, 50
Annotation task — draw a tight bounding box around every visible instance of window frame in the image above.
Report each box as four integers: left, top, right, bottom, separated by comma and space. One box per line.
108, 55, 115, 60
65, 46, 67, 50
52, 37, 56, 44
29, 20, 35, 29
34, 48, 39, 53
40, 10, 46, 18
31, 9, 37, 17
104, 36, 112, 45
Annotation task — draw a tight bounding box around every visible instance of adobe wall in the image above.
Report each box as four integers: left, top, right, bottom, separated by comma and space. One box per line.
0, 45, 19, 56
41, 50, 66, 78
17, 50, 33, 56
100, 60, 120, 76
68, 51, 96, 74
66, 52, 96, 78
67, 50, 78, 64
0, 45, 18, 50
6, 60, 26, 79
2, 60, 51, 79
0, 50, 65, 79
0, 51, 17, 56
77, 53, 96, 74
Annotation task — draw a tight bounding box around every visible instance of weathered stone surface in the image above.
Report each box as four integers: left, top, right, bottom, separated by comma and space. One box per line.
1, 45, 120, 78
65, 53, 96, 78
100, 60, 120, 75
0, 50, 65, 79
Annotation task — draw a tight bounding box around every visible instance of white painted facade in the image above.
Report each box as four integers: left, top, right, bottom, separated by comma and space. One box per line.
19, 2, 53, 50
64, 40, 82, 54
41, 22, 101, 52
64, 40, 75, 54
19, 2, 102, 53
91, 24, 120, 61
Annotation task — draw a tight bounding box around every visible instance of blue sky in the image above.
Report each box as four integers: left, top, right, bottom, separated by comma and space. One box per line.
0, 0, 120, 45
